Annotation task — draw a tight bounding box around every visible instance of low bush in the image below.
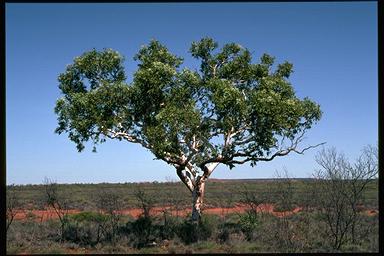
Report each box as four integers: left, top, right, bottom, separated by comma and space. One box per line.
70, 211, 107, 223
216, 221, 241, 244
158, 214, 180, 240
238, 211, 260, 241
122, 215, 156, 248
59, 212, 110, 245
177, 215, 218, 244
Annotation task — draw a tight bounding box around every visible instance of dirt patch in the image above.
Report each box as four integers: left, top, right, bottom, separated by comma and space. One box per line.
14, 209, 82, 221
364, 209, 378, 216
105, 204, 303, 218
203, 203, 303, 217
13, 203, 304, 221
13, 204, 378, 222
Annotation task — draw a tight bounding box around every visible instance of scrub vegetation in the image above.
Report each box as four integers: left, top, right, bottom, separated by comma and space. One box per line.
6, 145, 378, 254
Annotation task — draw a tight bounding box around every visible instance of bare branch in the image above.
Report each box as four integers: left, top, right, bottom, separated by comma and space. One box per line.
200, 128, 326, 167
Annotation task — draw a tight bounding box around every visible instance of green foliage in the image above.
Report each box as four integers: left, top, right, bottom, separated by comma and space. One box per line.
177, 215, 217, 244
217, 221, 241, 244
55, 38, 322, 169
239, 211, 260, 241
123, 216, 156, 249
159, 214, 179, 240
58, 49, 126, 94
70, 211, 107, 223
176, 220, 199, 244
61, 214, 98, 245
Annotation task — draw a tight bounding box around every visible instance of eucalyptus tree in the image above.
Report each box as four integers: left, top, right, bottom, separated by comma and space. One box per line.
55, 38, 323, 222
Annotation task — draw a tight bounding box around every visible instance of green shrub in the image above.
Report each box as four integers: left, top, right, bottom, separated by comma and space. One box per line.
70, 211, 107, 223
120, 215, 183, 248
177, 215, 217, 244
62, 222, 80, 243
217, 221, 241, 243
199, 215, 218, 240
177, 220, 198, 244
217, 226, 230, 243
123, 216, 155, 248
61, 212, 109, 245
239, 211, 259, 241
158, 214, 179, 240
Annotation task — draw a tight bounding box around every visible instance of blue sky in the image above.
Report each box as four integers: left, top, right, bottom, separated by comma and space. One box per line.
6, 3, 377, 185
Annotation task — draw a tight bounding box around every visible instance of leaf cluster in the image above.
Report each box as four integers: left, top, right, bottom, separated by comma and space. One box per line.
55, 38, 322, 168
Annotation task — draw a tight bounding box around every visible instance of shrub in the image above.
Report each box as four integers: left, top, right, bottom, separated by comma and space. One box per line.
62, 222, 79, 243
217, 221, 241, 244
158, 214, 179, 240
199, 215, 218, 240
123, 215, 155, 248
177, 220, 198, 244
239, 211, 259, 241
70, 211, 107, 223
62, 212, 109, 245
177, 215, 217, 244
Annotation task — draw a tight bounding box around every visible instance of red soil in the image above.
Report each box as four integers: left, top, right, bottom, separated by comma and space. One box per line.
365, 209, 379, 216
13, 204, 377, 222
14, 209, 82, 221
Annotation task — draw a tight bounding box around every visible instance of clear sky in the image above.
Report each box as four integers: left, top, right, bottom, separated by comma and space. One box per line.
6, 3, 377, 185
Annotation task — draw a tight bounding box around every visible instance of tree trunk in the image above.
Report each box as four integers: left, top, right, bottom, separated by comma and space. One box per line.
191, 177, 206, 223
176, 162, 219, 223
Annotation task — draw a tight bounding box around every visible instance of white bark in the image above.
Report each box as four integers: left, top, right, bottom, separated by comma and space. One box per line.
191, 161, 220, 222
176, 167, 194, 193
191, 176, 206, 222
205, 162, 220, 177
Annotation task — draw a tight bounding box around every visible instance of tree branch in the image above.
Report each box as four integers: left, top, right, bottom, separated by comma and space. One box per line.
228, 141, 326, 165
176, 167, 194, 193
200, 128, 326, 167
106, 129, 151, 149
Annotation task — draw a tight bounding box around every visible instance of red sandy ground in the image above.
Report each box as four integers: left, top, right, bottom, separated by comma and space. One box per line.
12, 204, 378, 222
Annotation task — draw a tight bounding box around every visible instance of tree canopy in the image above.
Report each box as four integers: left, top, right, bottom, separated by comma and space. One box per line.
55, 38, 322, 217
56, 38, 321, 166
